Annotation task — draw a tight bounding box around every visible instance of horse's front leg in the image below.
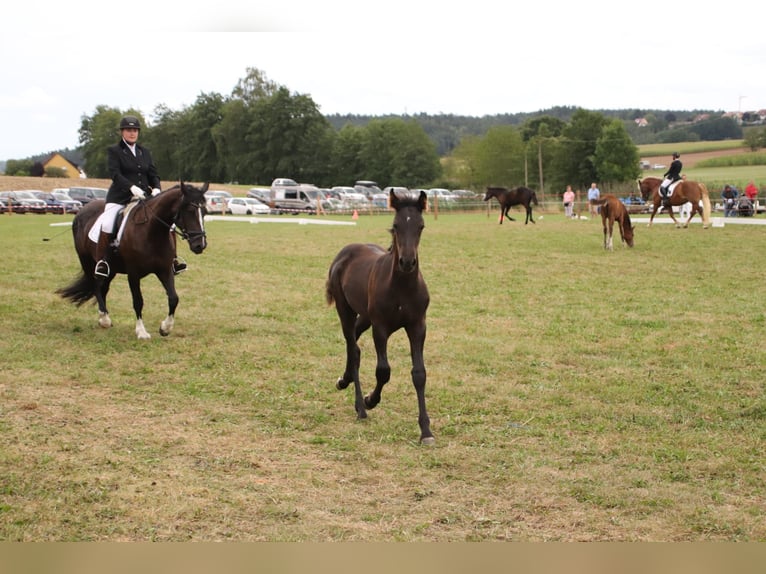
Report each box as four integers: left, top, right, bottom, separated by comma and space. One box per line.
526, 206, 535, 224
127, 275, 150, 340
364, 326, 391, 411
157, 271, 178, 337
406, 320, 433, 445
94, 277, 112, 329
647, 201, 660, 227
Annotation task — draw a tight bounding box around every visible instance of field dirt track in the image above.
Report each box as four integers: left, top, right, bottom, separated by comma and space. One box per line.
641, 148, 747, 169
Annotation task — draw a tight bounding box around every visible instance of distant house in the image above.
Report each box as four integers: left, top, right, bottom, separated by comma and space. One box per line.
43, 152, 82, 178
634, 118, 648, 127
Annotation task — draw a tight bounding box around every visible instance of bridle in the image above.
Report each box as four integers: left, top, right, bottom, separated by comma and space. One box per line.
135, 191, 207, 243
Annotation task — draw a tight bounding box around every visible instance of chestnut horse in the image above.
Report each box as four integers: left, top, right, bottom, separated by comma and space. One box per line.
325, 189, 434, 444
57, 182, 208, 339
637, 176, 711, 229
590, 194, 635, 250
483, 186, 538, 224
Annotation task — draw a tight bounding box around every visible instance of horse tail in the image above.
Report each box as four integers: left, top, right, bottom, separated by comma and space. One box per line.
699, 183, 711, 227
56, 272, 96, 307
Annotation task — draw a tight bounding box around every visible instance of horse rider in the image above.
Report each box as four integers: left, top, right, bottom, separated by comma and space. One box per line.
94, 115, 186, 278
660, 152, 683, 206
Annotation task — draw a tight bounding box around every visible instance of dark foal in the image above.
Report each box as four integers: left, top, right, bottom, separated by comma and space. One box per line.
325, 189, 434, 444
483, 186, 538, 224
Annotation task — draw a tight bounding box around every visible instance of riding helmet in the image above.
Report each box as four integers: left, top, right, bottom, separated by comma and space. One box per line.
119, 115, 141, 130
672, 152, 680, 159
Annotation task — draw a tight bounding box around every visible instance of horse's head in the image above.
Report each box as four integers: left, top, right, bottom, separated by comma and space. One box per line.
176, 182, 209, 254
622, 213, 635, 248
637, 177, 658, 202
483, 187, 501, 202
389, 189, 427, 273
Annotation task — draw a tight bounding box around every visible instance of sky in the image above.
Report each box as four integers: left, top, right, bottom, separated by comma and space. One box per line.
3, 0, 765, 161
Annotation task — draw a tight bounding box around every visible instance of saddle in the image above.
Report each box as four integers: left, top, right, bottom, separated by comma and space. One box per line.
87, 200, 141, 246
662, 179, 681, 198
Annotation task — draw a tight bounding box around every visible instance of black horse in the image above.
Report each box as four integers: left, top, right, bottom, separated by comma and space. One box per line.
57, 182, 209, 339
483, 186, 538, 224
325, 189, 434, 444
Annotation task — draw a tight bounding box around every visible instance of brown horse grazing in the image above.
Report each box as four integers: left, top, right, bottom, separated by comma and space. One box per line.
637, 176, 712, 229
57, 182, 209, 339
325, 189, 434, 445
590, 194, 635, 250
483, 186, 538, 224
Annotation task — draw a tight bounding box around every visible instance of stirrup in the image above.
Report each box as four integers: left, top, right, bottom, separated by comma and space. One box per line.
95, 259, 110, 278
172, 258, 187, 275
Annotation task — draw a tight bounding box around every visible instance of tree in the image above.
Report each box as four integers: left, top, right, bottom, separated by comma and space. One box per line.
553, 109, 610, 190
352, 118, 440, 188
79, 106, 144, 179
329, 124, 365, 185
245, 86, 336, 185
472, 126, 525, 188
594, 119, 641, 184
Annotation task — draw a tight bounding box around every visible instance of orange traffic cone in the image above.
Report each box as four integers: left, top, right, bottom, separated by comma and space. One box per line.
352, 210, 359, 220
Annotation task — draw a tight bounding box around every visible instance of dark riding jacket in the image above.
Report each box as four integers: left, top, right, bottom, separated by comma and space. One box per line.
106, 139, 161, 204
663, 159, 683, 182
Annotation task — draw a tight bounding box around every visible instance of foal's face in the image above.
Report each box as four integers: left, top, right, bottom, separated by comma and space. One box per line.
391, 207, 424, 273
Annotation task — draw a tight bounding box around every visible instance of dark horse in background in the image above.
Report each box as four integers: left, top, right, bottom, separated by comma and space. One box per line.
637, 176, 711, 229
590, 194, 635, 251
483, 186, 538, 224
57, 182, 209, 339
326, 189, 434, 444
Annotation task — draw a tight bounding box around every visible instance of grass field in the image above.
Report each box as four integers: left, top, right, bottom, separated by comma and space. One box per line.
1, 205, 765, 541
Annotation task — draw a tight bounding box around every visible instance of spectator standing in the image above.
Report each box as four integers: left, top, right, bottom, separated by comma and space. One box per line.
721, 184, 738, 217
563, 185, 575, 218
744, 181, 758, 201
587, 183, 600, 217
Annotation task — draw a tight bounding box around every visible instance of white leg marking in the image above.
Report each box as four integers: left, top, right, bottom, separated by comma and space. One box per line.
135, 319, 151, 340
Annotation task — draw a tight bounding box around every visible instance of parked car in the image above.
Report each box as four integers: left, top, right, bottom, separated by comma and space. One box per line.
427, 188, 457, 203
0, 196, 28, 214
270, 178, 298, 194
383, 186, 409, 197
30, 190, 82, 214
371, 193, 389, 208
354, 180, 382, 200
0, 191, 47, 214
204, 190, 232, 214
53, 191, 83, 213
67, 186, 107, 204
247, 187, 272, 203
331, 186, 368, 208
226, 197, 270, 215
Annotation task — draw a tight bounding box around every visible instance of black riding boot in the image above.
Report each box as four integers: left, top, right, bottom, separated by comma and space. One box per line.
172, 257, 187, 275
94, 231, 112, 278
660, 188, 670, 208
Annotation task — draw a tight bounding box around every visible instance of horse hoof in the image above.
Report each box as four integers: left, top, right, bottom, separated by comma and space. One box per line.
98, 312, 112, 329
336, 377, 349, 390
420, 436, 436, 446
357, 410, 367, 420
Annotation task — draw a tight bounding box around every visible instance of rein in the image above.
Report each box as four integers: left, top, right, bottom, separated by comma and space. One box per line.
134, 195, 206, 242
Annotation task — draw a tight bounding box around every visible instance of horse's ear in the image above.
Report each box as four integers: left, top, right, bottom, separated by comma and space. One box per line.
201, 182, 209, 193
418, 190, 428, 211
389, 189, 399, 209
